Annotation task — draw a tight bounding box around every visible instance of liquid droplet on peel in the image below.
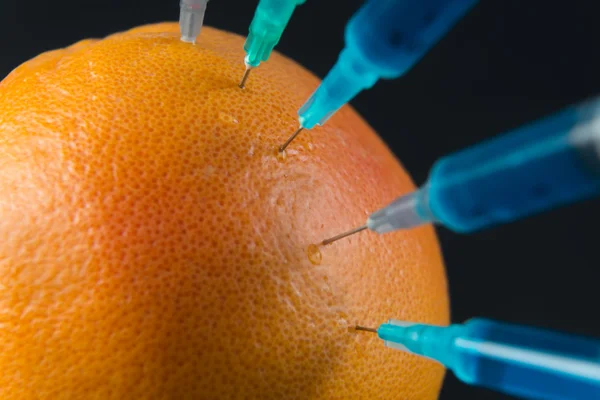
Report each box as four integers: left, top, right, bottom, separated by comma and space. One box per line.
218, 112, 239, 125
275, 148, 287, 163
335, 312, 350, 329
306, 244, 322, 265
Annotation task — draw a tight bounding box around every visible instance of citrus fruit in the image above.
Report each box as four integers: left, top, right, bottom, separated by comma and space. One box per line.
0, 23, 449, 399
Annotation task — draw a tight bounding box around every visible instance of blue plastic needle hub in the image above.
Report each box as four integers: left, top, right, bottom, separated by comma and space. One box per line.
244, 0, 306, 68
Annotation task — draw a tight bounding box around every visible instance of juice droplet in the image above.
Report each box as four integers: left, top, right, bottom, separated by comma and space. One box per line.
337, 311, 348, 322
335, 312, 350, 328
218, 112, 239, 125
275, 148, 287, 163
306, 244, 322, 265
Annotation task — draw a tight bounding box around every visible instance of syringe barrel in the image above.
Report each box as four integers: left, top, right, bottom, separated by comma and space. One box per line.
379, 318, 600, 399
346, 0, 478, 78
297, 0, 477, 129
427, 95, 600, 233
453, 318, 600, 400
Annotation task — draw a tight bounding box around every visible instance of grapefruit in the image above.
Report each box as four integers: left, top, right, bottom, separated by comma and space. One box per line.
0, 23, 449, 399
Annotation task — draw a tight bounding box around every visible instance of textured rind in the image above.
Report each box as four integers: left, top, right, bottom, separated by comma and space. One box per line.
0, 23, 449, 399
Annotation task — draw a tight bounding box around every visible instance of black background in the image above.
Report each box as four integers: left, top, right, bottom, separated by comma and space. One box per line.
1, 1, 599, 399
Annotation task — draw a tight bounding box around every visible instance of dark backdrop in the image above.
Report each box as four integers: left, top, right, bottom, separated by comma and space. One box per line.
1, 1, 599, 399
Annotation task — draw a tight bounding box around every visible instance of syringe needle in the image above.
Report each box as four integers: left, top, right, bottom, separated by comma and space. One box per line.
279, 127, 305, 153
242, 0, 304, 85
354, 325, 377, 333
239, 66, 253, 89
321, 225, 367, 246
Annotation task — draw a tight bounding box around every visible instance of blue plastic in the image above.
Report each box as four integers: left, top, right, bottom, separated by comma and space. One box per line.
244, 0, 305, 68
377, 318, 600, 400
427, 96, 600, 233
366, 95, 600, 234
298, 0, 478, 129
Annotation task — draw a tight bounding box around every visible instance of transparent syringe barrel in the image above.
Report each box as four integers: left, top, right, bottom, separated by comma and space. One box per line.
452, 319, 600, 400
426, 95, 600, 233
298, 0, 477, 129
346, 0, 478, 78
381, 319, 600, 400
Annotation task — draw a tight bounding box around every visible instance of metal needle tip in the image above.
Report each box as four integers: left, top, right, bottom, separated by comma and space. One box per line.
239, 66, 253, 89
355, 326, 378, 333
279, 127, 305, 152
321, 225, 367, 246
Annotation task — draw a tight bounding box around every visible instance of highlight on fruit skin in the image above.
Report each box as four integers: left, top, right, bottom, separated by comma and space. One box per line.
0, 23, 449, 399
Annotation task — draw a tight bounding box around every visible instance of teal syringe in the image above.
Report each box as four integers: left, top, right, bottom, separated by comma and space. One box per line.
279, 0, 478, 152
356, 318, 600, 400
239, 0, 306, 88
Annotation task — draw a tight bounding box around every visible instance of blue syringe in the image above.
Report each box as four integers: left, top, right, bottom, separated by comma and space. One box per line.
355, 318, 600, 400
239, 0, 306, 88
321, 95, 600, 245
279, 0, 478, 152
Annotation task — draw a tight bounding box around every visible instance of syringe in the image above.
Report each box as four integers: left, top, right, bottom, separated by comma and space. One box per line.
179, 0, 210, 44
279, 0, 478, 152
321, 95, 600, 245
239, 0, 306, 89
356, 318, 600, 400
